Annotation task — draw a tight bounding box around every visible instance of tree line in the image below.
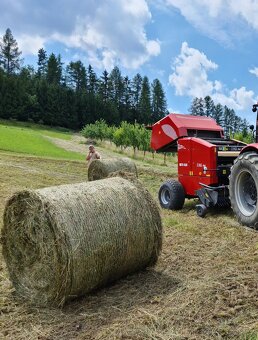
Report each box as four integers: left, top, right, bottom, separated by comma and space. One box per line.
0, 28, 168, 130
189, 96, 250, 138
81, 119, 151, 157
0, 28, 251, 139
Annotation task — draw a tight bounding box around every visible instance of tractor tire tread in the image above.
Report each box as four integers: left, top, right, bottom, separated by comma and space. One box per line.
158, 179, 185, 210
229, 152, 258, 228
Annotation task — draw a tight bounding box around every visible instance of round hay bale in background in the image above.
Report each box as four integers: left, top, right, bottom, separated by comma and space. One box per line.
88, 157, 137, 181
2, 177, 162, 307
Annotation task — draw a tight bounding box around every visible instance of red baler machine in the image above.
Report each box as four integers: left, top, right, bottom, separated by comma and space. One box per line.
149, 113, 247, 217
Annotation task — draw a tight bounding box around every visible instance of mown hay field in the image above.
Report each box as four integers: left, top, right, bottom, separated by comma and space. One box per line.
1, 124, 258, 339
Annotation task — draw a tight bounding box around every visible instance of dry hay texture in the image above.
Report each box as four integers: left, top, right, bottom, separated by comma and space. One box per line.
1, 176, 162, 308
88, 157, 138, 181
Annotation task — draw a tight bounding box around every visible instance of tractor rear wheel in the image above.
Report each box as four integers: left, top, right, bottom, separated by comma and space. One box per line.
158, 179, 185, 210
229, 152, 258, 228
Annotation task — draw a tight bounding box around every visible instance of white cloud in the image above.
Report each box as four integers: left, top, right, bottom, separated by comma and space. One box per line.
169, 42, 218, 97
229, 1, 258, 30
230, 87, 255, 109
55, 0, 161, 70
17, 34, 46, 55
146, 40, 161, 57
164, 0, 258, 45
102, 50, 117, 71
0, 0, 160, 70
123, 0, 150, 18
213, 87, 255, 111
169, 42, 257, 111
249, 67, 258, 78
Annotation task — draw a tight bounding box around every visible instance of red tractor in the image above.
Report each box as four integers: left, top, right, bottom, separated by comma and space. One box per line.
149, 105, 258, 228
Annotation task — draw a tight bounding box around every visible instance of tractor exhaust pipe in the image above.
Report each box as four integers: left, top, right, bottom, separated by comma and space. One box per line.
252, 103, 258, 143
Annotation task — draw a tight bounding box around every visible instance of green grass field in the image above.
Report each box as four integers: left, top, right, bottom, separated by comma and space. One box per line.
0, 121, 84, 160
0, 119, 72, 139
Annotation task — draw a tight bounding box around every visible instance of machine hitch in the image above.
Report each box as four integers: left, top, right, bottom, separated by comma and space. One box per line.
196, 183, 230, 217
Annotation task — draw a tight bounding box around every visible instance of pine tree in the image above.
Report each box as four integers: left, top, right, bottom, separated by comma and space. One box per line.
131, 73, 142, 111
85, 65, 99, 123
189, 97, 199, 115
98, 70, 110, 103
0, 68, 5, 117
241, 119, 249, 137
36, 78, 48, 122
233, 115, 242, 135
19, 66, 38, 121
0, 28, 22, 74
204, 95, 215, 117
229, 108, 237, 134
121, 75, 133, 121
37, 48, 47, 78
223, 106, 234, 137
131, 73, 143, 122
213, 103, 224, 126
57, 54, 63, 84
66, 60, 86, 91
139, 76, 151, 124
46, 53, 62, 84
87, 65, 98, 94
196, 98, 205, 116
97, 69, 119, 124
151, 78, 167, 123
109, 66, 124, 109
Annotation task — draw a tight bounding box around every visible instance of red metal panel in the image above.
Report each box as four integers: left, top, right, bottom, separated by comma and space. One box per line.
177, 138, 192, 176
167, 114, 223, 135
150, 113, 223, 151
151, 115, 180, 150
178, 137, 218, 196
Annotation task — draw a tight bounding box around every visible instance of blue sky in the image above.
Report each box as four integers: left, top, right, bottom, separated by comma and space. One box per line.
1, 0, 258, 123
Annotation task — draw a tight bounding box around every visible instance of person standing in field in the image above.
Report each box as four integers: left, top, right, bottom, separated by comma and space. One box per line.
86, 145, 101, 165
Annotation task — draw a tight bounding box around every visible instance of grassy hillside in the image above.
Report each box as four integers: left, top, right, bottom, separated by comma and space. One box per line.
0, 119, 72, 139
0, 121, 84, 160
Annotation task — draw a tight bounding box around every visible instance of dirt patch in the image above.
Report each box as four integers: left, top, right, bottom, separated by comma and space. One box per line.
45, 135, 87, 155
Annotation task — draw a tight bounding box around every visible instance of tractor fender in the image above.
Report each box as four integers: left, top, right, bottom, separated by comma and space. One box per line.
239, 143, 258, 155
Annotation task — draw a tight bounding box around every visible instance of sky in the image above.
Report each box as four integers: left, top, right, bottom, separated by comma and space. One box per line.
1, 0, 258, 123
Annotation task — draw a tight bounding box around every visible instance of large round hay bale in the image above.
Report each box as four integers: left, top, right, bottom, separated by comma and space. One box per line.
88, 157, 137, 181
2, 177, 162, 307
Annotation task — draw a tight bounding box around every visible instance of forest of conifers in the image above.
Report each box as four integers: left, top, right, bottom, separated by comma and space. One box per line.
0, 28, 168, 130
0, 28, 250, 136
